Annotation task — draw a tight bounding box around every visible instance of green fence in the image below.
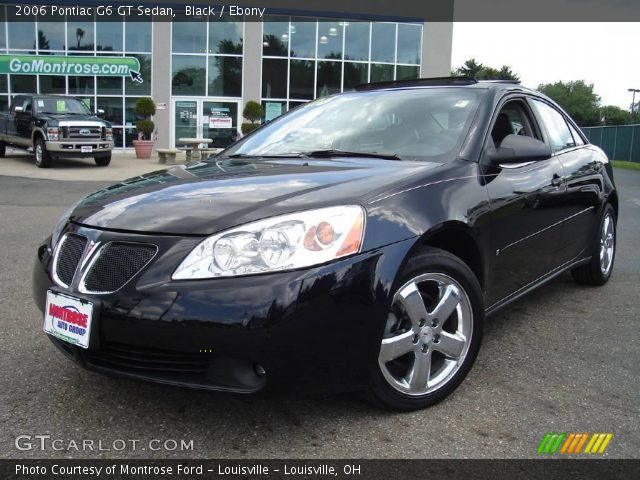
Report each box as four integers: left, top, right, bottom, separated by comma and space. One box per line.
581, 124, 640, 162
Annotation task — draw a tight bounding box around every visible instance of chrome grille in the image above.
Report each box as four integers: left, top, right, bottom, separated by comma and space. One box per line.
67, 126, 102, 139
54, 234, 87, 286
82, 242, 157, 293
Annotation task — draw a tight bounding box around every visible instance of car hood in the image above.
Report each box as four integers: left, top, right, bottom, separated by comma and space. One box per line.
71, 157, 443, 235
39, 114, 106, 124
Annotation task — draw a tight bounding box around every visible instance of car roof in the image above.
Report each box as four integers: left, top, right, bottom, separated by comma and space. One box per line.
354, 77, 538, 96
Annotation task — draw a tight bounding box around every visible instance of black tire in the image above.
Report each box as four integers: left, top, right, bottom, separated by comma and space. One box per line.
95, 154, 111, 167
34, 137, 52, 168
366, 247, 484, 411
0, 141, 6, 158
571, 204, 616, 286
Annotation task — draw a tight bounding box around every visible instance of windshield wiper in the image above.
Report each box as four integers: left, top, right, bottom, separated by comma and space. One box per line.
226, 153, 306, 159
303, 149, 401, 160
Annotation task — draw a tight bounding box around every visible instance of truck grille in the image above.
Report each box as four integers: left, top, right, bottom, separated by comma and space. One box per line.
67, 126, 103, 139
82, 242, 157, 293
54, 234, 87, 286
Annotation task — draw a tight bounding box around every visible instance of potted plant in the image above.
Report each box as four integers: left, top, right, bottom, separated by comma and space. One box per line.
241, 100, 264, 135
132, 97, 156, 159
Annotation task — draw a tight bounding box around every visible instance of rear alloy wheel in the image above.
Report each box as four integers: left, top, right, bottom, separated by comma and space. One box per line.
34, 137, 52, 168
367, 248, 484, 411
571, 204, 616, 286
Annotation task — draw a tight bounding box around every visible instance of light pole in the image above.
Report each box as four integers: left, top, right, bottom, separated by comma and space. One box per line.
629, 88, 640, 115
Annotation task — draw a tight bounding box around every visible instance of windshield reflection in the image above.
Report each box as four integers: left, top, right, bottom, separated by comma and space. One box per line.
225, 88, 484, 161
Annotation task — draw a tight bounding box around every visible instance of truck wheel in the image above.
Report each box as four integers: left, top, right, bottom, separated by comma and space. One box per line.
0, 141, 6, 158
34, 138, 52, 168
95, 154, 111, 167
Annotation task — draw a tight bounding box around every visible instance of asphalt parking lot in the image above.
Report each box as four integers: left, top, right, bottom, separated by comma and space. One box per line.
0, 167, 638, 459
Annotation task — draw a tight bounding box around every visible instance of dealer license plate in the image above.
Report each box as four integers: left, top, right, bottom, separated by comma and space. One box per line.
43, 291, 93, 349
81, 146, 93, 153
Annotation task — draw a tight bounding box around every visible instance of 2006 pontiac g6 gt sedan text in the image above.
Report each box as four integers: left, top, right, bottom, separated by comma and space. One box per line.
33, 78, 618, 410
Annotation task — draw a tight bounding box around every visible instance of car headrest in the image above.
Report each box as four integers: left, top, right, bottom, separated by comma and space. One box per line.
492, 113, 513, 147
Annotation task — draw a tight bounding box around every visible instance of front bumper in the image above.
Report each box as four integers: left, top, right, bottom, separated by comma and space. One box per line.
46, 140, 113, 157
33, 225, 415, 394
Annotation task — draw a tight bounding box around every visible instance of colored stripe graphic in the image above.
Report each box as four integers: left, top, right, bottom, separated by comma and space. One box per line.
560, 433, 589, 454
539, 433, 613, 455
537, 433, 566, 454
584, 433, 613, 454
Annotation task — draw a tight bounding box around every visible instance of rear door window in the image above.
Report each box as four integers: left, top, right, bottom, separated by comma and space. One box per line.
531, 99, 576, 153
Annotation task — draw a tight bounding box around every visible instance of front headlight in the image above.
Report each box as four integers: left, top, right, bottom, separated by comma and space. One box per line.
172, 206, 365, 279
46, 127, 60, 141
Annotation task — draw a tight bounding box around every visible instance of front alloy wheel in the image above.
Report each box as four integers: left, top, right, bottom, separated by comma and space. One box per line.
379, 273, 473, 396
367, 247, 484, 411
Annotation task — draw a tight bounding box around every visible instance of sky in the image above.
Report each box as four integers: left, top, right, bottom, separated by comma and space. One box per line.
452, 23, 640, 109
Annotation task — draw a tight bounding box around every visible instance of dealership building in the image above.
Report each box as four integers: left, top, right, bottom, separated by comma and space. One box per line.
0, 5, 453, 150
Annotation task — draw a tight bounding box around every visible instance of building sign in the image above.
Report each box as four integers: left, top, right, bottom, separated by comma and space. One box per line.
0, 54, 143, 83
265, 102, 283, 121
209, 107, 233, 129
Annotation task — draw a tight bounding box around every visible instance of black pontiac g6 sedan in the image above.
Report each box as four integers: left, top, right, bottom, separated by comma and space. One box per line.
33, 78, 617, 410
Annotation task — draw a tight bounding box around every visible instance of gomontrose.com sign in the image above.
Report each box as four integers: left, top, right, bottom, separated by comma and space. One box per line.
0, 55, 143, 83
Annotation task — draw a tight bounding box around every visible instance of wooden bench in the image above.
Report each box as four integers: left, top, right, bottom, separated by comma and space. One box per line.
156, 148, 180, 165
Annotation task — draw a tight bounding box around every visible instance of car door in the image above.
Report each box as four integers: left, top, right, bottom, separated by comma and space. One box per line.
529, 98, 602, 264
6, 96, 23, 143
483, 97, 568, 307
16, 97, 33, 143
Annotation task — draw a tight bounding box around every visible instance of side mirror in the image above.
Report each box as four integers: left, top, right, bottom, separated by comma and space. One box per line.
97, 108, 105, 116
14, 106, 24, 113
489, 134, 552, 164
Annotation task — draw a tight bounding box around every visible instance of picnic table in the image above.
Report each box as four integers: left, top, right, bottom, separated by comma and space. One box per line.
178, 137, 213, 161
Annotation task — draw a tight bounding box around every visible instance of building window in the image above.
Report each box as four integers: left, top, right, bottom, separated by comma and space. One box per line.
67, 21, 94, 52
172, 55, 206, 96
262, 18, 422, 112
171, 16, 244, 98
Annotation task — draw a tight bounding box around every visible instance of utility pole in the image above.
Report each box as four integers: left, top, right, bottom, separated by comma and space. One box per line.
629, 88, 640, 114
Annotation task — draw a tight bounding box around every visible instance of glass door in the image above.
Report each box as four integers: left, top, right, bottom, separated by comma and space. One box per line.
173, 99, 240, 149
174, 100, 199, 148
202, 101, 240, 149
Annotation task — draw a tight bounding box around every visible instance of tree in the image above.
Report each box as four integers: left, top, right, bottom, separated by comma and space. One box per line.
134, 97, 156, 140
452, 58, 520, 81
243, 101, 263, 123
600, 105, 632, 126
76, 28, 84, 49
538, 81, 601, 127
242, 101, 264, 135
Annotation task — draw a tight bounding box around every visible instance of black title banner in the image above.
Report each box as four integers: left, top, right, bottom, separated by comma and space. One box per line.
1, 0, 640, 22
2, 459, 640, 480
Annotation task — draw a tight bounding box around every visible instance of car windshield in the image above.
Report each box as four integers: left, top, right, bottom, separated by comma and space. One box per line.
36, 97, 92, 115
224, 88, 485, 161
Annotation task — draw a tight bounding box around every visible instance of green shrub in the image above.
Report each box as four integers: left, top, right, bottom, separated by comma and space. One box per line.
134, 97, 156, 118
243, 101, 263, 124
133, 98, 156, 140
241, 122, 260, 135
135, 120, 155, 139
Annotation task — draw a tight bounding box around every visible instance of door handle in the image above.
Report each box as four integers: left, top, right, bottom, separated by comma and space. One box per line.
551, 174, 563, 188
